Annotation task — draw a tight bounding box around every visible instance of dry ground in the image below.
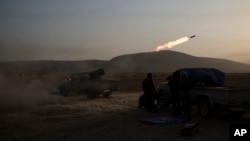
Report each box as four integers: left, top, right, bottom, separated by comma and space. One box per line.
1, 92, 250, 141
1, 72, 250, 141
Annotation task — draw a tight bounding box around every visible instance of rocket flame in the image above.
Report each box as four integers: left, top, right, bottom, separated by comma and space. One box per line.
156, 37, 189, 52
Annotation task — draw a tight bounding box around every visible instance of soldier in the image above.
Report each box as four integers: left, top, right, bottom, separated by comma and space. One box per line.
168, 71, 191, 118
142, 73, 157, 112
179, 71, 192, 121
168, 73, 181, 116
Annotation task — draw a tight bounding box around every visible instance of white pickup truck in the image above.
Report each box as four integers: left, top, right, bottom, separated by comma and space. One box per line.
189, 86, 250, 117
157, 68, 250, 118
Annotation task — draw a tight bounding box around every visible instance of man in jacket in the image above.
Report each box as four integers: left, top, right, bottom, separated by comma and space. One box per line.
142, 73, 157, 112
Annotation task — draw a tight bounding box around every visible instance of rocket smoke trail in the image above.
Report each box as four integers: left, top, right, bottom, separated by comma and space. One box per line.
155, 36, 195, 52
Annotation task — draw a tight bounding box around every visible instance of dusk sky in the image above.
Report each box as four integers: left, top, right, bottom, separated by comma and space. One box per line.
1, 0, 250, 64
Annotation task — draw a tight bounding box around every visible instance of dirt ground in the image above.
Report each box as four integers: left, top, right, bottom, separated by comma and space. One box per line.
1, 91, 250, 141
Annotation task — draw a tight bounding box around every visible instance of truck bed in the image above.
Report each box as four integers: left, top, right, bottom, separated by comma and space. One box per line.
190, 86, 250, 108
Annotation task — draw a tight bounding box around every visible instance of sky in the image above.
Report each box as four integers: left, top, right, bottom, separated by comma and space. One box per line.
1, 0, 250, 64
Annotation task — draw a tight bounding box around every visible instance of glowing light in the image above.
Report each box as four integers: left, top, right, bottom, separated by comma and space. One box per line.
156, 37, 189, 52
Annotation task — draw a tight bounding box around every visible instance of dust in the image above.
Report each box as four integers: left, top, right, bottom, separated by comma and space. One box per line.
0, 75, 66, 112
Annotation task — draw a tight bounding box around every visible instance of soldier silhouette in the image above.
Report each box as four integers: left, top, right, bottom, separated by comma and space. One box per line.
142, 73, 157, 112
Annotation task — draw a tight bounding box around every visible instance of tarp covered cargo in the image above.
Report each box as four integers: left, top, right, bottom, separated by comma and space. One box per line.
172, 68, 225, 87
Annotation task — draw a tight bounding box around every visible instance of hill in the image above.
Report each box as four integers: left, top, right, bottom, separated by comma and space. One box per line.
104, 51, 250, 73
1, 51, 250, 73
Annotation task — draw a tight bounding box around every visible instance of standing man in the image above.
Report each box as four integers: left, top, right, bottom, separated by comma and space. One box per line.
179, 71, 192, 121
142, 73, 157, 112
168, 72, 181, 116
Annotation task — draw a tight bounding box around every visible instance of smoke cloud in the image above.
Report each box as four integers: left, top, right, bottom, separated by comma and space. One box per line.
0, 75, 66, 113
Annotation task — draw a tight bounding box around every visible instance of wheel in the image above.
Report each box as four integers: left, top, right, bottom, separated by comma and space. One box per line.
157, 91, 169, 108
198, 98, 212, 118
103, 90, 112, 97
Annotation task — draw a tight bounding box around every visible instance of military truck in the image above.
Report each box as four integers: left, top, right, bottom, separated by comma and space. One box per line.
157, 68, 250, 118
58, 68, 118, 98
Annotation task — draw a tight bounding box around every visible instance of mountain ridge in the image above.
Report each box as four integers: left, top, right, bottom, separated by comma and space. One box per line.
104, 51, 250, 73
0, 51, 250, 73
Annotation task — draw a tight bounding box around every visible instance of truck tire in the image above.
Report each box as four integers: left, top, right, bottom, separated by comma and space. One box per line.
198, 98, 212, 118
103, 90, 112, 97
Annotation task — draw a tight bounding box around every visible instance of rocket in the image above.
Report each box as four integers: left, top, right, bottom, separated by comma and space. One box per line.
189, 35, 196, 38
